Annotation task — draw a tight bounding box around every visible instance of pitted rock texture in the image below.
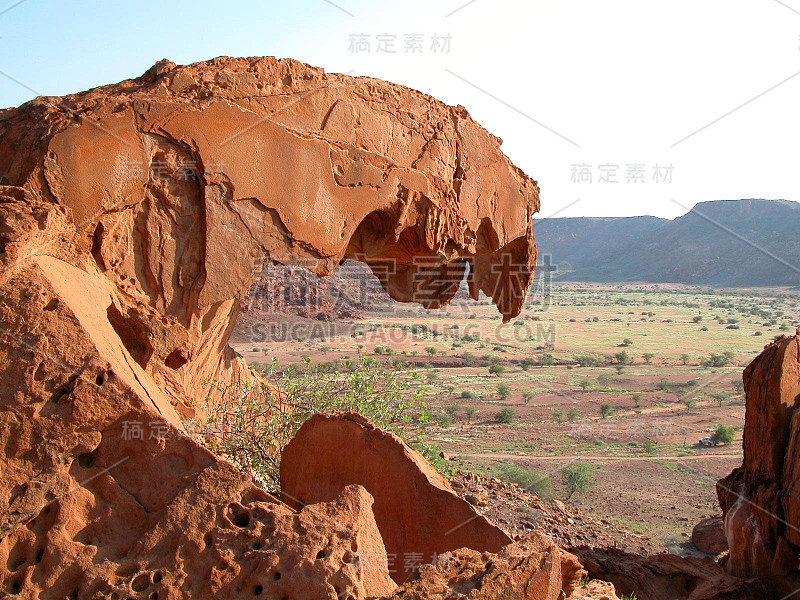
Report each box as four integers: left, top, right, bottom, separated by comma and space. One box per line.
0, 58, 539, 599
717, 332, 800, 598
387, 533, 573, 600
280, 413, 513, 584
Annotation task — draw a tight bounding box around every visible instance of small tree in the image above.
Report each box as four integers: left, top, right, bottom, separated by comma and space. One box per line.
489, 364, 506, 376
495, 407, 516, 424
539, 353, 555, 367
522, 391, 535, 404
426, 346, 437, 355
497, 383, 511, 401
567, 407, 580, 422
711, 392, 730, 407
712, 424, 735, 445
521, 357, 536, 371
461, 390, 475, 400
642, 352, 655, 364
614, 364, 625, 375
561, 462, 596, 500
680, 353, 690, 366
614, 351, 630, 364
579, 379, 592, 391
465, 407, 477, 423
552, 409, 566, 423
682, 397, 698, 412
621, 338, 633, 347
599, 403, 613, 419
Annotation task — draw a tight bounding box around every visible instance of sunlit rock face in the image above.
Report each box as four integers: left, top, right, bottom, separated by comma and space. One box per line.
0, 57, 539, 599
717, 332, 800, 598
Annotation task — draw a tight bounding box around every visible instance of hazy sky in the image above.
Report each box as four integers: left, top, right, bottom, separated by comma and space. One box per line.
1, 0, 798, 218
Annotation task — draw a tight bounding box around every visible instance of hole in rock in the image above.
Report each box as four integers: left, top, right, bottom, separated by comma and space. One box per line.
227, 504, 251, 528
315, 550, 325, 560
44, 298, 59, 311
34, 548, 43, 564
273, 572, 281, 581
149, 594, 159, 600
203, 533, 213, 548
95, 374, 104, 386
106, 304, 153, 368
253, 585, 263, 596
131, 573, 150, 592
78, 452, 94, 468
164, 348, 188, 370
10, 580, 21, 594
152, 572, 162, 584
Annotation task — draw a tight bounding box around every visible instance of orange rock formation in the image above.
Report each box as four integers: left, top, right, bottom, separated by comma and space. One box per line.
0, 57, 543, 599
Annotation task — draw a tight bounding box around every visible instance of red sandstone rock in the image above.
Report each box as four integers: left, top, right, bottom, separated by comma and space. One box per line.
717, 333, 800, 597
280, 413, 513, 584
0, 57, 539, 599
573, 547, 767, 600
386, 532, 565, 600
690, 516, 727, 555
568, 580, 620, 600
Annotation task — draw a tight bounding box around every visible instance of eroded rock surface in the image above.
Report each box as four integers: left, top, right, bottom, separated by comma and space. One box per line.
280, 413, 513, 584
0, 57, 540, 599
690, 516, 727, 555
387, 533, 570, 600
717, 332, 800, 597
574, 547, 767, 600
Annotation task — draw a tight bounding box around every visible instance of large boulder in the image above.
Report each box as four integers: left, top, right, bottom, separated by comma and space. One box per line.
717, 332, 800, 597
691, 516, 727, 555
280, 413, 513, 584
387, 532, 566, 600
0, 57, 539, 599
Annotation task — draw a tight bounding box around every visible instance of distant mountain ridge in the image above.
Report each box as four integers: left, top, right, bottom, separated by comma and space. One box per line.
533, 199, 800, 287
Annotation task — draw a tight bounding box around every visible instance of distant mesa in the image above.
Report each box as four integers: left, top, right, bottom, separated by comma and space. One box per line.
535, 199, 800, 287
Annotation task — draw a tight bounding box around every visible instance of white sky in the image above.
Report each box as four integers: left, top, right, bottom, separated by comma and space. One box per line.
2, 0, 799, 218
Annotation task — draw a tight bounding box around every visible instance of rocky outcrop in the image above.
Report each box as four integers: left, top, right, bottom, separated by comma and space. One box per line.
691, 516, 727, 555
280, 413, 513, 584
0, 56, 538, 413
0, 57, 540, 599
717, 332, 800, 597
388, 533, 565, 600
574, 547, 767, 600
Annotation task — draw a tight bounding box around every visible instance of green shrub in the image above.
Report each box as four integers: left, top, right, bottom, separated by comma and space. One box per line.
712, 424, 735, 445
497, 383, 511, 401
461, 390, 475, 400
495, 407, 516, 424
561, 462, 596, 500
498, 461, 553, 498
489, 364, 506, 376
599, 403, 613, 419
193, 355, 427, 487
539, 353, 555, 367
